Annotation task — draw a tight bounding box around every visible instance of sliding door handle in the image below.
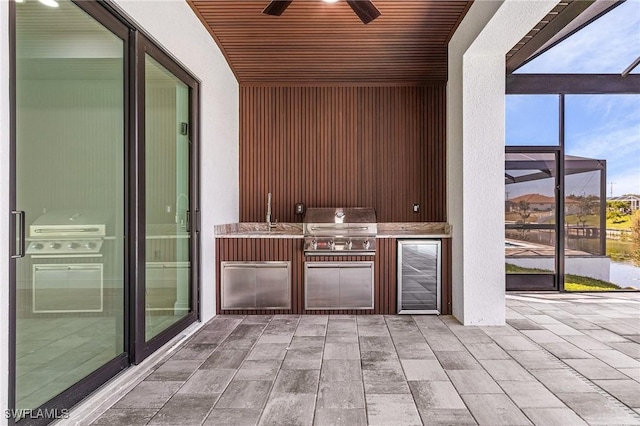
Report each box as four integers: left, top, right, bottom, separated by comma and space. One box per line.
11, 210, 26, 259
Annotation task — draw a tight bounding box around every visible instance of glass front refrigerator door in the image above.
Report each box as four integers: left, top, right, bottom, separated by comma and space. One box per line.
397, 240, 441, 314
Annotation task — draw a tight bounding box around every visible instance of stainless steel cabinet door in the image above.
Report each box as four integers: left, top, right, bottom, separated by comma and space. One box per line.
305, 262, 374, 309
256, 265, 291, 309
222, 262, 291, 310
222, 265, 256, 309
339, 264, 374, 309
305, 264, 340, 309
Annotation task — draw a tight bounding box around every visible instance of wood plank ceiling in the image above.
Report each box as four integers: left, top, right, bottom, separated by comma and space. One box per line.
187, 0, 472, 85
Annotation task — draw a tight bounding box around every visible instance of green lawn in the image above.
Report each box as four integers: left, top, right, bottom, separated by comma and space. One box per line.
565, 214, 599, 227
506, 263, 623, 291
505, 263, 551, 274
562, 214, 631, 230
606, 215, 632, 230
564, 276, 622, 292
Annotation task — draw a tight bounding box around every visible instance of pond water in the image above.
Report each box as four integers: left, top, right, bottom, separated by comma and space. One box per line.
506, 235, 639, 290
610, 260, 640, 290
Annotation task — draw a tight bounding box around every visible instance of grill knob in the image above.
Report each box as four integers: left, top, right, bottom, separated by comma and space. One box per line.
311, 239, 318, 250
345, 240, 353, 250
49, 242, 61, 249
85, 242, 96, 249
329, 240, 336, 250
33, 243, 44, 250
68, 242, 79, 249
363, 240, 370, 250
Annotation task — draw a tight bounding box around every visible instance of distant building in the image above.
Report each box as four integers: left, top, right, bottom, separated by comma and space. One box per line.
508, 193, 555, 211
507, 193, 580, 214
608, 194, 640, 212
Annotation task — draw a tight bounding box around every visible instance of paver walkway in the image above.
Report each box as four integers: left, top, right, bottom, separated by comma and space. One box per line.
90, 292, 640, 425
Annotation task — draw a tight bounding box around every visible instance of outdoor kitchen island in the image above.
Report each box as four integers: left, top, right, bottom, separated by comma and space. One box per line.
214, 221, 451, 315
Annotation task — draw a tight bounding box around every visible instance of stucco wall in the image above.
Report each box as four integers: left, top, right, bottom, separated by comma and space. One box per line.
447, 0, 557, 325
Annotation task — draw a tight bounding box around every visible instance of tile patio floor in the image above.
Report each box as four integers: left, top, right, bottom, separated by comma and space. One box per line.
90, 293, 640, 425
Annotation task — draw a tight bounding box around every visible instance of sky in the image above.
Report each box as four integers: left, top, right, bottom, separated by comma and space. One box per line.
506, 0, 640, 199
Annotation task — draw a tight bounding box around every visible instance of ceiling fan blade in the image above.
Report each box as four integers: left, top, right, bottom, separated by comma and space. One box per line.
346, 0, 381, 24
262, 0, 293, 16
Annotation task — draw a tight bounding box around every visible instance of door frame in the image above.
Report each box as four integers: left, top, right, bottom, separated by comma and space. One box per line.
505, 145, 565, 291
133, 32, 201, 363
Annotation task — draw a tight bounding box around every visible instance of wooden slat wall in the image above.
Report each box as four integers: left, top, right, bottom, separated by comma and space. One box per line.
374, 238, 398, 315
215, 237, 452, 315
240, 86, 446, 223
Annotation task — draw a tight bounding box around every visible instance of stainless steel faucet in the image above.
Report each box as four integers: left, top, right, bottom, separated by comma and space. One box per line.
266, 192, 277, 229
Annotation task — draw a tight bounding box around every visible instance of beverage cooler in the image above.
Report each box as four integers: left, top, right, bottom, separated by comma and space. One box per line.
397, 240, 441, 314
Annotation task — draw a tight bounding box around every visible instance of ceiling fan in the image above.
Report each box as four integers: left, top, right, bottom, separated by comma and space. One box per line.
263, 0, 381, 24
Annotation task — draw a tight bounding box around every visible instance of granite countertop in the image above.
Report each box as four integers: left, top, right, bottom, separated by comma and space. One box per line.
214, 222, 304, 238
214, 222, 451, 238
377, 222, 451, 238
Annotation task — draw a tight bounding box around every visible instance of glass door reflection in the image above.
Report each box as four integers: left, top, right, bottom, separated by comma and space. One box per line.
144, 54, 191, 341
14, 0, 126, 411
505, 150, 560, 290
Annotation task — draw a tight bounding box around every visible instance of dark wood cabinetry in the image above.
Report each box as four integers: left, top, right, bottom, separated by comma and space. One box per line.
215, 237, 451, 315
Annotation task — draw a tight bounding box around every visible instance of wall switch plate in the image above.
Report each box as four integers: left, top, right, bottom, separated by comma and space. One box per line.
295, 203, 305, 215
413, 203, 420, 213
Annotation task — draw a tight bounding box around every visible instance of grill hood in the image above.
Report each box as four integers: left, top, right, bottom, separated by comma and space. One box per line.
303, 207, 377, 255
303, 208, 377, 237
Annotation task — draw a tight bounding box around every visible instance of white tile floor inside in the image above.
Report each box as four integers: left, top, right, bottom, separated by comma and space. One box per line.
80, 292, 640, 426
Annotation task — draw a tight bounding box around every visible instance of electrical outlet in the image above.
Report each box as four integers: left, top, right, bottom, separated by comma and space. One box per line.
295, 203, 305, 215
413, 203, 420, 213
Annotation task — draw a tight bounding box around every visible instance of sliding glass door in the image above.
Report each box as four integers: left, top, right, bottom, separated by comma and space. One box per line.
12, 0, 129, 414
136, 36, 200, 360
9, 1, 200, 420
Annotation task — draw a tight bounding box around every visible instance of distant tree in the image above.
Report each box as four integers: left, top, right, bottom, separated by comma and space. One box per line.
632, 210, 640, 266
576, 196, 598, 227
515, 201, 531, 240
607, 200, 632, 222
607, 201, 623, 223
515, 201, 531, 223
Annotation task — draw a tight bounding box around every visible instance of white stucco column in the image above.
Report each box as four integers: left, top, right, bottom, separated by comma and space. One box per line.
447, 0, 557, 325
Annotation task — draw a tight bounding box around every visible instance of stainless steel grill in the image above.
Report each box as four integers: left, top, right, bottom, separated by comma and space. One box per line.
24, 209, 113, 314
26, 210, 110, 256
303, 207, 377, 256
